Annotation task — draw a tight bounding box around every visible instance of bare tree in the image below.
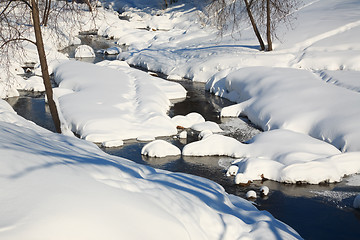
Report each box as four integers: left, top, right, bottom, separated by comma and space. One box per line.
31, 0, 61, 133
244, 0, 265, 50
249, 0, 300, 51
206, 0, 265, 50
1, 0, 97, 133
206, 0, 300, 51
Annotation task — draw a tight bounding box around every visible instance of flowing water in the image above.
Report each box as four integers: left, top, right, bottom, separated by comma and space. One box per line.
6, 34, 360, 239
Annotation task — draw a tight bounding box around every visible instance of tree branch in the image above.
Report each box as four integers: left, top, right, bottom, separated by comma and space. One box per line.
0, 37, 36, 49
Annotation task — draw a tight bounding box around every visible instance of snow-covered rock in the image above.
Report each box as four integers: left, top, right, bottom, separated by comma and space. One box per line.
141, 140, 181, 157
171, 112, 205, 129
260, 186, 270, 196
98, 46, 122, 55
179, 130, 187, 139
246, 190, 257, 199
183, 129, 360, 184
191, 121, 223, 133
75, 45, 95, 58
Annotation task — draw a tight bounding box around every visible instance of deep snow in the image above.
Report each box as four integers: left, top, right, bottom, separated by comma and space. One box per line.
1, 0, 360, 238
0, 99, 302, 239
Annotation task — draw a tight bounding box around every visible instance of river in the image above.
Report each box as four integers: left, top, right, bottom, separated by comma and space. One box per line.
6, 34, 360, 239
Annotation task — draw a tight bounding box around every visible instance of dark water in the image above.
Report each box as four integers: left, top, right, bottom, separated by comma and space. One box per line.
6, 35, 360, 239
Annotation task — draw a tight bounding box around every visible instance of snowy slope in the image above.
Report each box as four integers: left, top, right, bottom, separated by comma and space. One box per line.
0, 99, 302, 240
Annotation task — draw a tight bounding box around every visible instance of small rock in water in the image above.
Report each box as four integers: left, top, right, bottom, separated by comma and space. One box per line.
226, 165, 239, 177
75, 45, 95, 58
246, 190, 257, 199
260, 186, 269, 196
179, 130, 187, 139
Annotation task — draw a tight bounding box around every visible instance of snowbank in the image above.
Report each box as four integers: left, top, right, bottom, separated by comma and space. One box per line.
0, 99, 302, 239
183, 129, 360, 184
53, 60, 186, 145
207, 66, 360, 152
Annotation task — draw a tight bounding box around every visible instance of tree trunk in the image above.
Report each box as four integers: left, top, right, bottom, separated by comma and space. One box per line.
243, 0, 265, 51
42, 0, 51, 26
83, 0, 93, 12
266, 0, 273, 51
31, 0, 62, 133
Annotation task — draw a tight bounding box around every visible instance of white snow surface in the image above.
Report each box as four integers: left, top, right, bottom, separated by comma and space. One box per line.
141, 140, 181, 157
0, 99, 302, 239
74, 45, 95, 58
53, 60, 186, 145
191, 121, 223, 133
183, 130, 360, 184
208, 67, 360, 152
171, 112, 205, 128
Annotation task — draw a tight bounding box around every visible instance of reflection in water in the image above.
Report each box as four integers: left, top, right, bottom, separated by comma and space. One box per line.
6, 91, 56, 132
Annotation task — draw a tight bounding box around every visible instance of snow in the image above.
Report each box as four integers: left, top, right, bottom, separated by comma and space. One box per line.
208, 67, 360, 152
98, 46, 122, 55
22, 76, 46, 92
260, 186, 270, 196
246, 190, 257, 199
53, 60, 186, 145
75, 45, 96, 58
2, 0, 360, 237
171, 112, 205, 128
0, 99, 302, 239
141, 140, 181, 157
183, 129, 360, 184
179, 130, 187, 139
191, 121, 223, 133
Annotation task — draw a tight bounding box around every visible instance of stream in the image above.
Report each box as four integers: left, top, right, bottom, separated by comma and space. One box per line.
6, 34, 360, 240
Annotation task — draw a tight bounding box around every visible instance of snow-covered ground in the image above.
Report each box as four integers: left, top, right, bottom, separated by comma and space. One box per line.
0, 99, 302, 239
1, 0, 360, 238
101, 0, 360, 184
53, 60, 186, 145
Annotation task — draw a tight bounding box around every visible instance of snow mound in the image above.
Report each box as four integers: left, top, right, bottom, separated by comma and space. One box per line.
101, 139, 124, 148
137, 135, 156, 141
53, 60, 186, 143
191, 121, 223, 133
75, 45, 95, 58
23, 75, 45, 92
184, 129, 360, 184
171, 112, 205, 128
246, 190, 257, 199
98, 46, 122, 55
141, 140, 181, 157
